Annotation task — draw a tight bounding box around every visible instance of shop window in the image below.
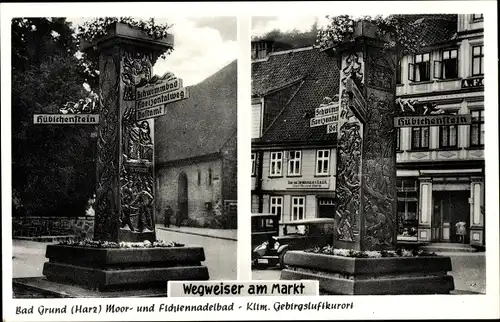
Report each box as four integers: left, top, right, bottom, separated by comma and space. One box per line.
434, 49, 458, 79
408, 53, 430, 82
251, 153, 256, 176
470, 110, 484, 147
439, 125, 458, 148
287, 150, 302, 176
396, 59, 402, 84
270, 196, 283, 222
269, 151, 283, 176
291, 196, 305, 221
411, 126, 429, 150
316, 149, 330, 175
472, 45, 484, 76
397, 179, 419, 240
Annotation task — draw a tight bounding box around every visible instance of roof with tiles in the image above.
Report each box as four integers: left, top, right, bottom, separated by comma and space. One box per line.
391, 14, 458, 47
252, 46, 340, 145
251, 15, 458, 146
155, 60, 237, 164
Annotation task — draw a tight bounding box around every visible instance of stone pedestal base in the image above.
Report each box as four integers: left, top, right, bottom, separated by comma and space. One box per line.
118, 229, 155, 242
281, 251, 454, 295
41, 245, 209, 292
13, 277, 170, 298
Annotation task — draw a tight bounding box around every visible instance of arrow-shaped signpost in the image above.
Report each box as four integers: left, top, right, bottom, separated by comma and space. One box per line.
310, 96, 340, 134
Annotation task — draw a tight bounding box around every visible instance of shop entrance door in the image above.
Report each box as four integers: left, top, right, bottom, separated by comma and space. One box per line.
318, 198, 335, 218
432, 191, 470, 243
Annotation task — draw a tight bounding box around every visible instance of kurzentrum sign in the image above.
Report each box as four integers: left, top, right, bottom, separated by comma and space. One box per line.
394, 114, 472, 128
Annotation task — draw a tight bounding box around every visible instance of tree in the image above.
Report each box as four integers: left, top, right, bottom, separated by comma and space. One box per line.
12, 17, 174, 218
12, 18, 96, 217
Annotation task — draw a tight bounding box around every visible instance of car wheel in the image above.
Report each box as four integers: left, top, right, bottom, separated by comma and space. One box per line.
278, 250, 288, 269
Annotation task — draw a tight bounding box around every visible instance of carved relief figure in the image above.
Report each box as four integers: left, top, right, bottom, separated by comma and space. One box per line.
121, 51, 153, 101
361, 93, 397, 249
335, 122, 362, 241
120, 169, 154, 232
335, 51, 365, 243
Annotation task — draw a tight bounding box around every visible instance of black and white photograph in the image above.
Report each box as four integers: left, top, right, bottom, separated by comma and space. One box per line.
10, 15, 237, 298
250, 14, 487, 295
1, 1, 499, 321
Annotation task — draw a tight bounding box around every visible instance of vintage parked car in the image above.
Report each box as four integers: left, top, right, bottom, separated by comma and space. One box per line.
251, 213, 279, 269
252, 217, 336, 269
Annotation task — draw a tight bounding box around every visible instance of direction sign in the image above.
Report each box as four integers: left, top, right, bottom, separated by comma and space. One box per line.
326, 123, 338, 134
310, 113, 338, 127
136, 87, 189, 110
136, 105, 166, 121
315, 103, 339, 118
346, 78, 367, 124
34, 114, 100, 125
136, 77, 183, 100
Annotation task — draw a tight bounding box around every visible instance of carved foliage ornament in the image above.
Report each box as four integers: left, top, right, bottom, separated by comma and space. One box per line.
94, 55, 120, 241
396, 98, 446, 116
59, 91, 100, 114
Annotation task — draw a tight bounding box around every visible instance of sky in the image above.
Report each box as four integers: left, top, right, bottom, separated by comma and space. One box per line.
251, 15, 386, 37
251, 16, 328, 37
68, 17, 237, 86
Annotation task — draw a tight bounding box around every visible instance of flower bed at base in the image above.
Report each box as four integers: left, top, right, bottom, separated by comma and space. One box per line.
304, 245, 437, 258
59, 238, 184, 248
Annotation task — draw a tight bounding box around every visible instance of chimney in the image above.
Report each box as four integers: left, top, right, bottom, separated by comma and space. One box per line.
251, 40, 274, 60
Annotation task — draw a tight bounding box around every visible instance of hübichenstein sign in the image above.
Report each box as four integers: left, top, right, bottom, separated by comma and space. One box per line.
394, 114, 472, 128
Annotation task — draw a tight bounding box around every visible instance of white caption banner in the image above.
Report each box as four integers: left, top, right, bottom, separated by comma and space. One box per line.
168, 280, 319, 297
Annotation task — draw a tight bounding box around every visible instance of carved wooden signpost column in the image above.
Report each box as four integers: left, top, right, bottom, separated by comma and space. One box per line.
27, 23, 208, 296
83, 23, 191, 243
281, 21, 454, 295
333, 21, 398, 251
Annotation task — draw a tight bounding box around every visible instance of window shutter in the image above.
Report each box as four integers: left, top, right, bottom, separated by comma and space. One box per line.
433, 61, 442, 79
408, 63, 415, 81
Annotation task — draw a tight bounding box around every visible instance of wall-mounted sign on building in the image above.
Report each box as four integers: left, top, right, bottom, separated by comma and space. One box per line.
394, 114, 472, 128
286, 179, 330, 190
461, 77, 484, 89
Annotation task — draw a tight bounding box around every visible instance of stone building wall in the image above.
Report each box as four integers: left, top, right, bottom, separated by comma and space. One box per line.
12, 216, 94, 239
156, 158, 223, 226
